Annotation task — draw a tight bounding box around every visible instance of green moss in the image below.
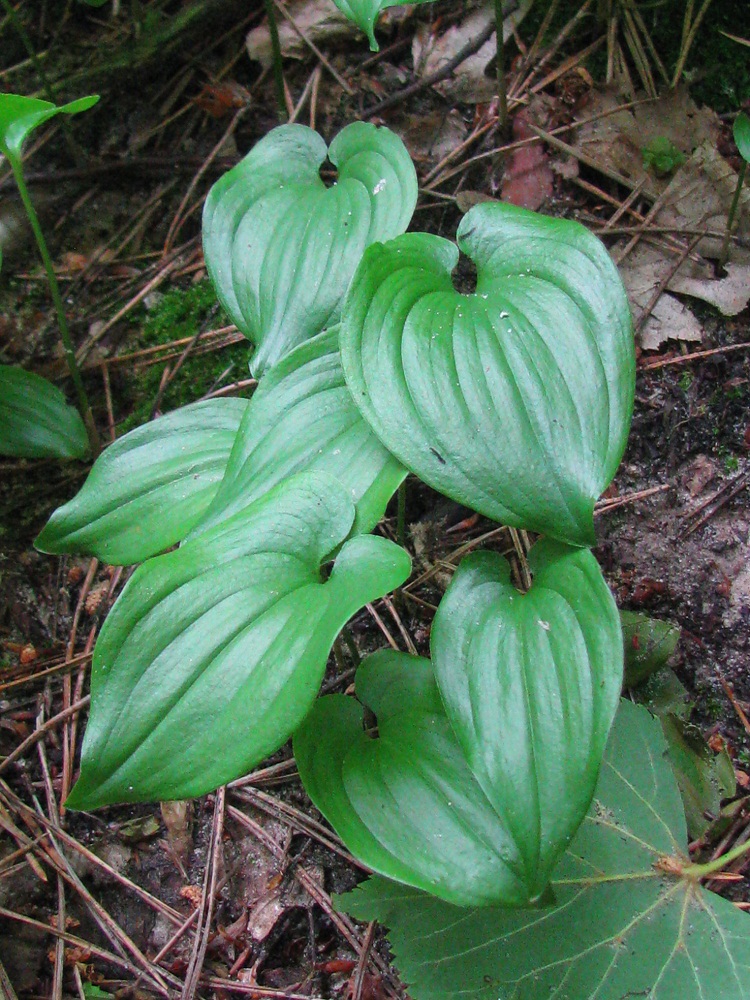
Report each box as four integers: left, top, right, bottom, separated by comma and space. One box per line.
117, 279, 252, 434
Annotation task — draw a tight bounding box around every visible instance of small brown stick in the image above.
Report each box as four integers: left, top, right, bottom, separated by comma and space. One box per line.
365, 602, 399, 650
633, 233, 704, 335
0, 651, 92, 694
164, 105, 249, 255
716, 673, 750, 737
76, 243, 197, 362
611, 185, 677, 265
529, 36, 605, 97
205, 981, 325, 1000
603, 177, 647, 230
101, 361, 116, 442
272, 0, 354, 94
309, 62, 322, 131
0, 696, 90, 776
62, 558, 98, 805
683, 469, 750, 536
526, 123, 638, 192
182, 787, 226, 1000
594, 484, 671, 514
0, 956, 19, 1000
0, 907, 170, 984
351, 921, 376, 1000
289, 64, 320, 125
510, 0, 591, 97
0, 805, 48, 882
84, 325, 240, 368
232, 786, 366, 869
363, 18, 498, 120
201, 376, 258, 400
508, 0, 559, 93
641, 342, 750, 370
227, 805, 394, 983
380, 593, 418, 655
427, 97, 653, 191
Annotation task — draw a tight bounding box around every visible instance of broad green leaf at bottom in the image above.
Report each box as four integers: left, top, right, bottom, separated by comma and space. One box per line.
340, 700, 750, 1000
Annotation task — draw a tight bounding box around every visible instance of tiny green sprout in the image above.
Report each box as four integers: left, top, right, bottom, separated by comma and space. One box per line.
642, 136, 686, 176
679, 370, 694, 392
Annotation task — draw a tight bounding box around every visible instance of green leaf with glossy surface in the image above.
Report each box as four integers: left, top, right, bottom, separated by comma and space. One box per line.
341, 700, 750, 1000
296, 651, 533, 907
341, 201, 635, 546
734, 111, 750, 164
35, 398, 247, 564
621, 610, 680, 687
192, 326, 405, 540
431, 539, 623, 899
0, 94, 99, 164
0, 364, 88, 459
202, 122, 417, 378
65, 473, 410, 809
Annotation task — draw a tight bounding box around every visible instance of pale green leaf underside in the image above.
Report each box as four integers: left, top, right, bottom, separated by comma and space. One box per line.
35, 398, 247, 564
430, 540, 623, 899
0, 94, 99, 162
341, 201, 635, 546
65, 473, 411, 809
191, 326, 406, 540
341, 700, 750, 1000
203, 122, 417, 377
0, 364, 88, 460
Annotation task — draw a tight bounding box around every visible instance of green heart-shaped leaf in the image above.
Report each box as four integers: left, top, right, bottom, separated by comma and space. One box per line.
0, 94, 99, 164
65, 472, 410, 810
203, 122, 418, 377
295, 651, 533, 907
341, 701, 750, 1000
0, 364, 88, 460
341, 201, 635, 546
192, 326, 405, 540
431, 540, 623, 899
35, 398, 247, 564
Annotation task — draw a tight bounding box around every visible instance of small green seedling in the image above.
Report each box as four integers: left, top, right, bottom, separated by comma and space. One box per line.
642, 136, 686, 176
0, 94, 100, 457
37, 121, 750, 999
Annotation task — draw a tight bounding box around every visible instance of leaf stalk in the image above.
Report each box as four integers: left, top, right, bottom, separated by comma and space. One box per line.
9, 160, 101, 457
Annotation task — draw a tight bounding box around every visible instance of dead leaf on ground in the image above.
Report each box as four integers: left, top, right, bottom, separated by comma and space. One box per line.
246, 0, 358, 66
395, 109, 467, 164
411, 0, 534, 104
501, 108, 554, 209
572, 85, 721, 200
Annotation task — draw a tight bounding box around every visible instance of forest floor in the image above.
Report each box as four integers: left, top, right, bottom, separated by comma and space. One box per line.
1, 0, 750, 997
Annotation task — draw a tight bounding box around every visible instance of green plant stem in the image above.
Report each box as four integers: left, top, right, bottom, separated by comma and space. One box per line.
494, 0, 509, 137
397, 480, 407, 551
340, 624, 361, 667
683, 837, 750, 879
264, 0, 287, 121
10, 161, 101, 457
719, 161, 747, 270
